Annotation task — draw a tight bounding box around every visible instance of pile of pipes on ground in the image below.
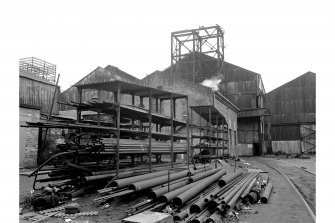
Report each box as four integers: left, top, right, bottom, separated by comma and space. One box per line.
92, 164, 273, 222
25, 162, 191, 211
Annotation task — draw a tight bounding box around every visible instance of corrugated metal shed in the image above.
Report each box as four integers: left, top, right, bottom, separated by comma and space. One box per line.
19, 68, 60, 114
265, 72, 316, 124
60, 65, 140, 110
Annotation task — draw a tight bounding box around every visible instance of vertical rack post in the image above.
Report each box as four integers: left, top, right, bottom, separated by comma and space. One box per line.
131, 94, 135, 129
148, 89, 152, 171
115, 83, 121, 176
216, 114, 219, 168
170, 93, 174, 168
190, 108, 193, 165
209, 107, 212, 151
77, 89, 82, 122
156, 98, 159, 132
186, 96, 190, 171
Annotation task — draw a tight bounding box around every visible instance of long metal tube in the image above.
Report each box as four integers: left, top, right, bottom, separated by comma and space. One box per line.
240, 176, 257, 199
225, 172, 259, 209
160, 178, 206, 203
111, 170, 170, 189
191, 208, 210, 223
205, 211, 222, 223
202, 174, 247, 212
218, 171, 243, 187
173, 169, 227, 206
190, 173, 246, 214
214, 173, 247, 199
128, 169, 190, 191
261, 181, 273, 203
173, 209, 189, 221
219, 172, 252, 198
188, 168, 222, 183
148, 179, 189, 199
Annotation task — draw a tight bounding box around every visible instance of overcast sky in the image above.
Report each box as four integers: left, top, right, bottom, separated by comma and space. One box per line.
2, 0, 332, 92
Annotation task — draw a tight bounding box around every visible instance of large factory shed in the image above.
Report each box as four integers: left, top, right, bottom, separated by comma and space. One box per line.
142, 71, 239, 155
160, 53, 270, 156
60, 65, 239, 158
265, 71, 316, 155
19, 57, 60, 168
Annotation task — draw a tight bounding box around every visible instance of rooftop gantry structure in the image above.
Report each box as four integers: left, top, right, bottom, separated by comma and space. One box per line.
171, 25, 225, 82
19, 57, 57, 84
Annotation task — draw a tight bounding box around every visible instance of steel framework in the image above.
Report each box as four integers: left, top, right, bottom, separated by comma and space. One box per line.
20, 57, 57, 84
170, 25, 225, 82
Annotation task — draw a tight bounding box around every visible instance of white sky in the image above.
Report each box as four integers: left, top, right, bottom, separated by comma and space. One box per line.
2, 0, 333, 92
1, 0, 335, 220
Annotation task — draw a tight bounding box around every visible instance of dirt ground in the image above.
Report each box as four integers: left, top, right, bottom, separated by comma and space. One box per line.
19, 156, 316, 223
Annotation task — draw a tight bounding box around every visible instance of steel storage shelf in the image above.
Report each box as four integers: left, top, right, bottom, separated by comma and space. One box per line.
75, 80, 190, 174
190, 105, 228, 163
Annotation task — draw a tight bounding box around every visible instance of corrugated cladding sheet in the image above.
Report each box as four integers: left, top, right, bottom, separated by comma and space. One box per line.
219, 64, 258, 109
265, 72, 316, 124
271, 125, 300, 140
237, 117, 259, 143
60, 66, 140, 110
19, 76, 59, 114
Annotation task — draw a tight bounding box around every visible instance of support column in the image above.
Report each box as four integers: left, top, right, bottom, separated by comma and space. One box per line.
77, 89, 82, 122
156, 98, 159, 132
148, 89, 152, 171
170, 94, 174, 168
216, 114, 219, 168
209, 107, 212, 150
190, 108, 193, 162
186, 96, 190, 171
131, 94, 135, 129
115, 84, 121, 175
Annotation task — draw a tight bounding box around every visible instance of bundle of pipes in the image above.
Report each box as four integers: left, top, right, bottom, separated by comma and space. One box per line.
102, 138, 187, 154
204, 172, 258, 213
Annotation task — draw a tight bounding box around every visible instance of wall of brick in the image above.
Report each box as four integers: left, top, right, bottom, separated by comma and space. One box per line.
19, 107, 40, 168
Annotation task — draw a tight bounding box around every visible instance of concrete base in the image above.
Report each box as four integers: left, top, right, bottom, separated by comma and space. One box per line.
122, 211, 173, 223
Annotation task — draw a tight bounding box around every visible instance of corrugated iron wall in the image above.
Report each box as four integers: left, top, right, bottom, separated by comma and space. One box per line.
265, 72, 316, 124
19, 76, 59, 114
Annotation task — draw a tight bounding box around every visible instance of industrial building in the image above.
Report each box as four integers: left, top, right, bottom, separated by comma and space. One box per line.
19, 25, 316, 222
19, 57, 60, 168
265, 71, 316, 154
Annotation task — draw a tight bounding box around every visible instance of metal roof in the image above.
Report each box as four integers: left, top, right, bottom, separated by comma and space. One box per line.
76, 79, 187, 100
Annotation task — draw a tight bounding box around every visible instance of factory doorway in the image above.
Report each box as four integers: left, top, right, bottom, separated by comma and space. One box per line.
253, 143, 261, 156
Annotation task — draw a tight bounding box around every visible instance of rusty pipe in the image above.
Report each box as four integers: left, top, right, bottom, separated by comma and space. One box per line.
33, 194, 60, 211
205, 211, 222, 223
111, 170, 170, 189
173, 169, 227, 206
173, 209, 189, 221
221, 172, 257, 205
128, 170, 190, 191
218, 171, 243, 187
160, 178, 206, 203
188, 168, 222, 183
148, 179, 189, 199
240, 176, 257, 199
191, 208, 210, 223
261, 181, 273, 203
225, 172, 259, 210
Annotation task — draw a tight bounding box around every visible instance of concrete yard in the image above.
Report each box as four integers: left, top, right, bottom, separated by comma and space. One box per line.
20, 156, 316, 223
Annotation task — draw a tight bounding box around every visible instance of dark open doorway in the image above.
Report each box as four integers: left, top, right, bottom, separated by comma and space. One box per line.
253, 143, 261, 156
